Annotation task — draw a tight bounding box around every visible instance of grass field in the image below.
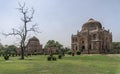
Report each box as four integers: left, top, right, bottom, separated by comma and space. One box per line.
0, 54, 120, 74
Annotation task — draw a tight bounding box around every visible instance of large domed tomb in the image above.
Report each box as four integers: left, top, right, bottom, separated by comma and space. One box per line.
71, 18, 112, 54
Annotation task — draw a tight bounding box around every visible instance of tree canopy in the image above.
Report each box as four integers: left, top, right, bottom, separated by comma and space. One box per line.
45, 40, 63, 49
0, 45, 17, 56
112, 42, 120, 53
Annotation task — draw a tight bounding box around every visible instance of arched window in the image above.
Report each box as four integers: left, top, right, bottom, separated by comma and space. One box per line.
82, 41, 84, 44
93, 34, 96, 40
81, 46, 85, 52
76, 46, 77, 50
34, 50, 37, 52
89, 44, 91, 50
106, 37, 108, 41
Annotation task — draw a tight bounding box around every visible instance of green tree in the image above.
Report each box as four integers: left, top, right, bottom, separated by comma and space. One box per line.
113, 42, 120, 53
0, 50, 4, 56
112, 42, 120, 53
7, 45, 17, 57
0, 43, 4, 56
64, 47, 70, 54
56, 41, 63, 49
1, 45, 17, 56
45, 40, 63, 49
44, 40, 63, 54
45, 40, 56, 48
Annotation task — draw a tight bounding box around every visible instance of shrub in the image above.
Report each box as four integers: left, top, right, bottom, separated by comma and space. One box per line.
72, 53, 74, 56
58, 55, 62, 59
47, 56, 52, 61
47, 55, 57, 61
76, 51, 81, 55
68, 51, 72, 55
4, 55, 9, 60
62, 52, 65, 56
52, 56, 57, 61
3, 50, 10, 60
50, 54, 53, 57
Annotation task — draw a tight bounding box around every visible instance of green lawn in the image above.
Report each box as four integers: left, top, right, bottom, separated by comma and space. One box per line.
0, 54, 120, 74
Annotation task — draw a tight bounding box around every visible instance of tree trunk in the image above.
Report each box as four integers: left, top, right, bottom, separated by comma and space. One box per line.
2, 3, 37, 60
21, 47, 24, 59
21, 42, 25, 59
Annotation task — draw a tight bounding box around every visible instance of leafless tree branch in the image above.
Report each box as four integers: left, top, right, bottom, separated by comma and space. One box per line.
3, 3, 39, 59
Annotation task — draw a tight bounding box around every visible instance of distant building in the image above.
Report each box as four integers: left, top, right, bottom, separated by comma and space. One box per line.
44, 47, 58, 55
16, 48, 21, 56
17, 36, 43, 55
26, 36, 43, 55
71, 18, 112, 54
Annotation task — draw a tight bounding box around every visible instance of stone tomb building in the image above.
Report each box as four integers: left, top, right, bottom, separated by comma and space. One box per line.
26, 36, 43, 55
16, 36, 43, 55
71, 18, 112, 54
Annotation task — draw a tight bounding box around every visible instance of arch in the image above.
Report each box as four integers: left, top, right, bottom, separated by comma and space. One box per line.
82, 41, 84, 44
81, 46, 85, 52
89, 44, 91, 50
82, 46, 85, 49
76, 46, 77, 50
93, 34, 97, 40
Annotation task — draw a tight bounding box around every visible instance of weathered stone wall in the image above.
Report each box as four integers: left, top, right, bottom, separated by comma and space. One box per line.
71, 19, 112, 54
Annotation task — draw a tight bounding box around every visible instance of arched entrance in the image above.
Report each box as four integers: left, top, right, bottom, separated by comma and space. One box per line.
81, 46, 85, 52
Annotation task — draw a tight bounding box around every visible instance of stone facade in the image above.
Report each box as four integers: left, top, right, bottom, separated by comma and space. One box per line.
71, 18, 112, 54
44, 47, 58, 55
16, 48, 21, 56
26, 36, 43, 55
16, 36, 43, 55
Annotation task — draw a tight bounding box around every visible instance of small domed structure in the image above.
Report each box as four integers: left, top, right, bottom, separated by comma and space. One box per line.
82, 18, 102, 30
26, 36, 43, 55
29, 36, 39, 41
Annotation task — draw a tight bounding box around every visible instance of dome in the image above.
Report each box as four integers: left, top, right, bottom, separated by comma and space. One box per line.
29, 36, 39, 41
82, 18, 102, 30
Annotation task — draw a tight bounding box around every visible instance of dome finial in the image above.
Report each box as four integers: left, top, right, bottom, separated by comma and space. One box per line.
88, 18, 94, 21
82, 18, 102, 30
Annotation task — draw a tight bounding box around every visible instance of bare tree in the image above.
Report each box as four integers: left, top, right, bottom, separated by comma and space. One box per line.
3, 3, 39, 59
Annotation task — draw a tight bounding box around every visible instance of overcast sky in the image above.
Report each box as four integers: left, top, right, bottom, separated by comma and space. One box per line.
0, 0, 120, 48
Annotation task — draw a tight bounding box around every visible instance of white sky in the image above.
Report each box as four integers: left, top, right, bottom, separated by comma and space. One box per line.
0, 0, 120, 48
